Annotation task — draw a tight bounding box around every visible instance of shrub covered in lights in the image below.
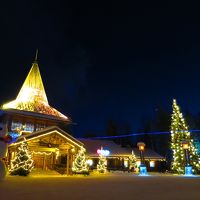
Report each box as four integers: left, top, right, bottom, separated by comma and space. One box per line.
170, 99, 200, 174
97, 154, 107, 173
72, 147, 89, 175
129, 151, 138, 172
9, 139, 34, 176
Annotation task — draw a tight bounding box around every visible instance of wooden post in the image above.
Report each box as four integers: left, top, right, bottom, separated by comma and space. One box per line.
43, 154, 46, 170
66, 149, 69, 175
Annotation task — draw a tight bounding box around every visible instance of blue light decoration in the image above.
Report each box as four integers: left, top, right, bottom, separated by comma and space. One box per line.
139, 164, 148, 176
184, 165, 193, 176
8, 132, 20, 144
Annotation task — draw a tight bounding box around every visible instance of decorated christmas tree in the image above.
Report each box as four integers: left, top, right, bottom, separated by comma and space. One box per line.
9, 139, 34, 176
170, 99, 200, 174
72, 147, 89, 174
97, 153, 107, 173
129, 150, 138, 172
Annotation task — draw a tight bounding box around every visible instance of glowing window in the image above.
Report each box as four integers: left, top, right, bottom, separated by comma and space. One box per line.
150, 161, 155, 168
124, 160, 129, 168
136, 161, 141, 167
24, 123, 34, 132
11, 121, 22, 131
36, 124, 46, 131
86, 159, 93, 166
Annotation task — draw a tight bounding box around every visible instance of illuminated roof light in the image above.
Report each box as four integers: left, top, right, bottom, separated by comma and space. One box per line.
2, 60, 68, 119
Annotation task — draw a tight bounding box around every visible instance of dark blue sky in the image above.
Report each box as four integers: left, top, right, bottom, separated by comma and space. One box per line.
1, 1, 200, 136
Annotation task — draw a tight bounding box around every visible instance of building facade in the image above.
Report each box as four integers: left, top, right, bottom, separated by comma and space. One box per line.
0, 57, 165, 175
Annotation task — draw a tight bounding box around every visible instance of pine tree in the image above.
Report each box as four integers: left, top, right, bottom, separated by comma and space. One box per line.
72, 147, 89, 174
129, 151, 138, 172
97, 154, 107, 173
9, 139, 34, 176
170, 99, 200, 174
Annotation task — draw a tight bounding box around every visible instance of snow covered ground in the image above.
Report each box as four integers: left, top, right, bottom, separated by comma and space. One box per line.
1, 172, 200, 200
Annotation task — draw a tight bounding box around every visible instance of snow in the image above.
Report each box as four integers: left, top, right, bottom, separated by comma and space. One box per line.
1, 172, 200, 200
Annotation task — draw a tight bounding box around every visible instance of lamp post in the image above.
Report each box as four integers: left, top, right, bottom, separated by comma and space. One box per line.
182, 140, 192, 176
137, 142, 147, 175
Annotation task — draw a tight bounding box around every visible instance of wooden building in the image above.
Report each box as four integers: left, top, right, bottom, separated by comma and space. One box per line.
0, 56, 166, 175
8, 126, 83, 175
0, 57, 83, 175
79, 139, 166, 172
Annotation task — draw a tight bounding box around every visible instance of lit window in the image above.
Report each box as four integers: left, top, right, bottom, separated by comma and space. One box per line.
24, 123, 34, 132
86, 159, 93, 166
36, 124, 46, 131
136, 161, 141, 167
124, 160, 129, 168
150, 161, 155, 168
11, 121, 22, 131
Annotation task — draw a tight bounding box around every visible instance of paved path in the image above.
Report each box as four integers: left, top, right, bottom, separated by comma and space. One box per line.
1, 173, 200, 200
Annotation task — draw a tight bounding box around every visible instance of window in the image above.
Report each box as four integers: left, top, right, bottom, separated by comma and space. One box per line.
24, 123, 34, 132
35, 123, 46, 131
124, 160, 129, 168
150, 161, 155, 168
11, 121, 22, 131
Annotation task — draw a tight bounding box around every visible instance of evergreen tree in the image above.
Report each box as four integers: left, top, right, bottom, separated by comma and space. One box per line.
170, 99, 200, 174
9, 140, 34, 176
129, 151, 138, 172
72, 147, 89, 174
97, 153, 107, 173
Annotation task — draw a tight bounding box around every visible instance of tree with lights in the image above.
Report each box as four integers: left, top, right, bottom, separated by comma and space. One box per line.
170, 99, 200, 174
9, 139, 34, 176
72, 147, 89, 175
129, 151, 138, 172
97, 153, 107, 173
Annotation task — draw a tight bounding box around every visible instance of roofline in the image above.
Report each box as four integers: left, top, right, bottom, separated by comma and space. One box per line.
1, 108, 71, 123
10, 126, 83, 148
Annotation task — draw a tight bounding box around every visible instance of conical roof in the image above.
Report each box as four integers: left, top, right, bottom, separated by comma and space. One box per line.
2, 61, 68, 120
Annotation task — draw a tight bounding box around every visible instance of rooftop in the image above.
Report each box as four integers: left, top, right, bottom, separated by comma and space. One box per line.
2, 59, 69, 121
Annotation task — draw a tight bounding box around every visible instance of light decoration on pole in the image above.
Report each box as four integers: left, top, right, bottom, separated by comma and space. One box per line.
181, 140, 193, 176
170, 99, 200, 174
9, 139, 34, 176
72, 146, 89, 175
97, 147, 107, 173
137, 142, 148, 176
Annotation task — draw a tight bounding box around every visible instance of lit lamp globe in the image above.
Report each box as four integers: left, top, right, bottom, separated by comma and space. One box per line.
182, 141, 189, 150
137, 142, 147, 176
137, 142, 145, 151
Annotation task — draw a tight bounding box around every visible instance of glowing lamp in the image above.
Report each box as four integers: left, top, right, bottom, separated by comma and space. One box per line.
71, 148, 75, 153
182, 141, 189, 150
137, 142, 145, 151
86, 159, 93, 166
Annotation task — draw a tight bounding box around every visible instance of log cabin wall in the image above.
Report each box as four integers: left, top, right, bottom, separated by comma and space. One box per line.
8, 131, 82, 175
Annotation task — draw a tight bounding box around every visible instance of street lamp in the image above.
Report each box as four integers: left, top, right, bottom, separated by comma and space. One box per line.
181, 140, 192, 176
137, 142, 147, 175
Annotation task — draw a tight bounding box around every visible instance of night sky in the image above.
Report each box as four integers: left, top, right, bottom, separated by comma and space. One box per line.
1, 1, 200, 136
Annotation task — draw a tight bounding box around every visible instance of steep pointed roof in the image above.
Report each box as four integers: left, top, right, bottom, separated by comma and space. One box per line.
2, 60, 69, 120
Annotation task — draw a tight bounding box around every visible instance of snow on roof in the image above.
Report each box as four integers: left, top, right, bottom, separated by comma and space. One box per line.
79, 138, 165, 160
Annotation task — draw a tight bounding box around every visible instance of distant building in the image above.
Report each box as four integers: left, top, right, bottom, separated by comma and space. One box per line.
79, 139, 165, 172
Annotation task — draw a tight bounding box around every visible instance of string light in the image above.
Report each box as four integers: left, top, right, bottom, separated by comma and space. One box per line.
170, 99, 200, 174
9, 139, 34, 176
72, 146, 89, 174
32, 148, 60, 159
97, 147, 107, 173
